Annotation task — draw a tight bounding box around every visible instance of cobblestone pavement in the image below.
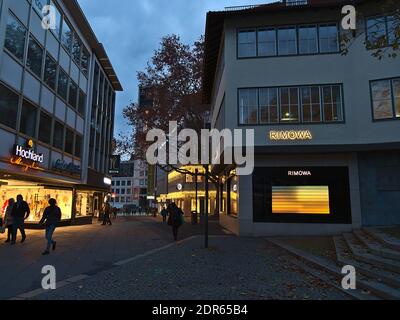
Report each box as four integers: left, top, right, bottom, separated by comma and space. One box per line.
35, 236, 350, 300
0, 216, 224, 300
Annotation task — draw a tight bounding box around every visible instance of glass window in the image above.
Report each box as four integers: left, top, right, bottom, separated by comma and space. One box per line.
50, 1, 62, 39
116, 181, 120, 186
53, 121, 64, 149
75, 134, 82, 158
239, 88, 258, 125
44, 53, 57, 90
122, 181, 126, 186
299, 25, 318, 54
322, 85, 343, 122
371, 80, 393, 120
258, 29, 276, 56
27, 36, 43, 78
259, 88, 278, 124
65, 128, 74, 154
301, 87, 321, 122
61, 19, 73, 52
367, 17, 387, 48
68, 81, 78, 109
278, 27, 297, 55
238, 30, 256, 58
0, 84, 19, 129
127, 181, 131, 186
32, 0, 48, 15
280, 87, 299, 122
20, 100, 38, 137
58, 68, 68, 100
38, 111, 52, 144
393, 79, 400, 118
5, 13, 27, 62
72, 32, 81, 65
81, 46, 90, 76
319, 24, 339, 53
78, 90, 86, 115
387, 16, 399, 45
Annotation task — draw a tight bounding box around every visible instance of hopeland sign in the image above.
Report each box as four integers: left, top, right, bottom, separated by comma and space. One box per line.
10, 140, 45, 172
52, 159, 81, 177
269, 130, 313, 141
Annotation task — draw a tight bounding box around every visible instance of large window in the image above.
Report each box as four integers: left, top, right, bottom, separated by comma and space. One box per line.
78, 90, 86, 115
58, 68, 68, 100
65, 128, 74, 154
20, 100, 38, 137
75, 134, 82, 158
299, 25, 318, 54
258, 28, 276, 56
27, 36, 43, 78
49, 1, 62, 39
32, 0, 48, 15
238, 30, 256, 58
61, 19, 73, 52
239, 84, 343, 125
278, 27, 297, 55
38, 111, 52, 144
5, 13, 27, 62
367, 15, 399, 48
68, 81, 78, 109
371, 78, 400, 120
53, 121, 64, 150
81, 46, 90, 76
44, 53, 57, 89
239, 88, 258, 125
319, 24, 339, 53
0, 83, 19, 130
72, 32, 81, 65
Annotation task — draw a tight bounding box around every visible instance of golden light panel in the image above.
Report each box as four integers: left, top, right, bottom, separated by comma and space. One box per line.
272, 186, 331, 215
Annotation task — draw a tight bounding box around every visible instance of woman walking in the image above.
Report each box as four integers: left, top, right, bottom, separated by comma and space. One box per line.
3, 198, 15, 243
167, 203, 184, 241
39, 198, 62, 256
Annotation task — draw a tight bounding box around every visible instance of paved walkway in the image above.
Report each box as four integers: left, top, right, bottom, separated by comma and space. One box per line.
0, 217, 350, 300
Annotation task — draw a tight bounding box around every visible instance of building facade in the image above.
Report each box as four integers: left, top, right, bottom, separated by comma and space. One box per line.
111, 160, 148, 211
0, 0, 122, 226
204, 0, 400, 236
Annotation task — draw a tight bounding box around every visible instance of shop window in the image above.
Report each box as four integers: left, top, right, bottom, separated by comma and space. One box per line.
65, 128, 74, 154
4, 13, 26, 62
322, 85, 343, 122
53, 121, 64, 150
27, 36, 43, 78
20, 100, 38, 137
258, 28, 276, 56
57, 68, 68, 100
299, 25, 318, 54
75, 192, 94, 217
0, 83, 19, 130
278, 27, 297, 55
280, 87, 299, 122
259, 88, 278, 124
68, 81, 78, 109
238, 29, 256, 58
61, 18, 73, 52
301, 86, 321, 123
75, 134, 82, 158
239, 88, 258, 125
44, 53, 57, 90
38, 111, 52, 144
319, 24, 339, 53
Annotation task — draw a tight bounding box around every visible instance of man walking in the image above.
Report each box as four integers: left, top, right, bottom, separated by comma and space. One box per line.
40, 198, 62, 256
11, 195, 30, 245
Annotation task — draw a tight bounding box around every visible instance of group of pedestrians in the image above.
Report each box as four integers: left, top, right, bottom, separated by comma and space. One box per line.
160, 203, 184, 241
1, 195, 61, 256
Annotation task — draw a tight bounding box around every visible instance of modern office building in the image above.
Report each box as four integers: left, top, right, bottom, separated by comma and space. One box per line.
111, 160, 148, 210
0, 0, 122, 226
204, 0, 400, 236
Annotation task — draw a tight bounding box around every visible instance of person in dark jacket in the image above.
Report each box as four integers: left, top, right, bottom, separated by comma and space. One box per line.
3, 198, 15, 243
167, 203, 184, 241
39, 198, 62, 256
102, 201, 112, 226
160, 206, 169, 222
11, 195, 30, 245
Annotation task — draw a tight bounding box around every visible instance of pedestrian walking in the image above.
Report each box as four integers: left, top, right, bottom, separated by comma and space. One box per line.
3, 198, 15, 243
102, 201, 112, 226
160, 206, 169, 223
39, 198, 62, 256
113, 207, 118, 220
167, 203, 184, 241
11, 195, 30, 245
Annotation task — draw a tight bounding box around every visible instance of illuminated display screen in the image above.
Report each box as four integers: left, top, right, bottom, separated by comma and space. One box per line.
272, 186, 331, 215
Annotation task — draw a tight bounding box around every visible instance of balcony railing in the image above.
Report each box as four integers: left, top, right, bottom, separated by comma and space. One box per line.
224, 0, 308, 11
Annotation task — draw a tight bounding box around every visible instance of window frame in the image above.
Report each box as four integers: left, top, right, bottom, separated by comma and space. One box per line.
4, 11, 27, 63
26, 34, 44, 79
365, 14, 400, 49
370, 76, 400, 122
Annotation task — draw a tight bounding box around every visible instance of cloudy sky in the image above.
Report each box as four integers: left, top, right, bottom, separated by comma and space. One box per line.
77, 0, 270, 136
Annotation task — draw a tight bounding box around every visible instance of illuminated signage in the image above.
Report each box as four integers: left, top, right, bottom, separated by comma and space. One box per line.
10, 140, 44, 172
288, 171, 312, 176
269, 130, 313, 141
176, 183, 183, 191
103, 177, 112, 185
